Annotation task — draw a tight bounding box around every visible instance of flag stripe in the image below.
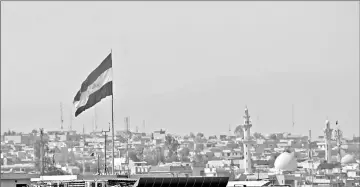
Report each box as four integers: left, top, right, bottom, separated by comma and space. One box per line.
73, 53, 112, 103
74, 68, 113, 109
75, 81, 113, 117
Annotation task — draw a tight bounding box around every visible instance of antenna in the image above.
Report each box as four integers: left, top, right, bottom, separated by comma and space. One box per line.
334, 121, 343, 163
308, 129, 314, 185
229, 124, 231, 136
143, 120, 146, 133
292, 104, 295, 127
69, 110, 73, 131
60, 102, 64, 130
94, 107, 97, 131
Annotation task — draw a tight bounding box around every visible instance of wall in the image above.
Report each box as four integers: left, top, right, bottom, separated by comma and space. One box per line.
0, 174, 40, 187
192, 166, 205, 176
4, 135, 22, 144
1, 179, 31, 187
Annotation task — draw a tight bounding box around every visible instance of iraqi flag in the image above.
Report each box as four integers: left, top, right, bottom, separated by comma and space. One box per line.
73, 53, 113, 117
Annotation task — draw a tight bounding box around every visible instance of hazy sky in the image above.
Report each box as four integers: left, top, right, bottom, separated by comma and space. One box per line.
1, 2, 359, 138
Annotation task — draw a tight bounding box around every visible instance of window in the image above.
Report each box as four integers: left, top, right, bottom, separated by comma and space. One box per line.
16, 185, 27, 187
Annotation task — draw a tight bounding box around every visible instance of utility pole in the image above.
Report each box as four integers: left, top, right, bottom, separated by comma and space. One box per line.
125, 116, 130, 177
228, 124, 231, 137
308, 129, 313, 186
82, 124, 85, 175
143, 120, 145, 133
39, 128, 44, 175
102, 125, 110, 175
94, 107, 97, 132
60, 103, 64, 130
69, 111, 73, 131
97, 154, 100, 174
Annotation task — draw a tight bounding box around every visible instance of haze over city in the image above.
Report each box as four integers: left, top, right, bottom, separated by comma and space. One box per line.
1, 2, 359, 138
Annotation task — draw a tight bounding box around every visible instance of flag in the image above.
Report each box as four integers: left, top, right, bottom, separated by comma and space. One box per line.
73, 53, 113, 117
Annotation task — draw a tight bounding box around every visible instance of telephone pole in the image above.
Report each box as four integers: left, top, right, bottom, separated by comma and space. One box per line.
308, 129, 314, 186
69, 111, 73, 131
82, 124, 85, 175
125, 116, 130, 177
40, 128, 44, 175
60, 103, 64, 130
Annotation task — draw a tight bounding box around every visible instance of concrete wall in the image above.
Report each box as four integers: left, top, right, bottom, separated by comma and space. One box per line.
1, 179, 31, 187
4, 135, 22, 144
1, 173, 40, 187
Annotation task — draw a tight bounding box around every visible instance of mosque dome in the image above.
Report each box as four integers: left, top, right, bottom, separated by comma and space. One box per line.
274, 152, 298, 171
341, 154, 356, 164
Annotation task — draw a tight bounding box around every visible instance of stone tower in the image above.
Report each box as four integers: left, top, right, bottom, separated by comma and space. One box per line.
240, 107, 255, 174
323, 120, 333, 163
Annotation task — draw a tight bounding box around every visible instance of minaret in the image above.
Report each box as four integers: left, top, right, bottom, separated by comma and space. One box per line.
240, 106, 255, 174
323, 120, 333, 163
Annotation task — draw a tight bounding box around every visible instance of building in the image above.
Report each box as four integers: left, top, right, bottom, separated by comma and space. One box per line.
1, 173, 40, 187
4, 135, 22, 144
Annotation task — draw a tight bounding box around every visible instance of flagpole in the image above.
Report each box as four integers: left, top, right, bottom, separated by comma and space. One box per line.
111, 49, 115, 175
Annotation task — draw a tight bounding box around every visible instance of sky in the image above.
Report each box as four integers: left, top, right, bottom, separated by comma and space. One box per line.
1, 2, 359, 138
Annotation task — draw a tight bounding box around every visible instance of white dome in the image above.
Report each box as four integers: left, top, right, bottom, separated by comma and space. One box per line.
274, 152, 298, 171
341, 154, 356, 164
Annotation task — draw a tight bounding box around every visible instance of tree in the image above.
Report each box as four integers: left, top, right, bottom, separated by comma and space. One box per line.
353, 136, 360, 143
192, 153, 208, 165
195, 144, 204, 152
253, 132, 263, 139
234, 126, 244, 138
132, 134, 142, 142
269, 134, 277, 140
117, 135, 127, 143
209, 135, 217, 140
180, 147, 190, 157
143, 147, 165, 166
166, 154, 179, 163
135, 146, 145, 161
165, 134, 180, 159
128, 151, 140, 162
31, 129, 38, 134
196, 133, 204, 138
189, 132, 195, 138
